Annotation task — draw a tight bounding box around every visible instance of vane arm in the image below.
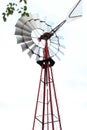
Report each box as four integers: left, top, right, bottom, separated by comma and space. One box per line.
50, 20, 66, 36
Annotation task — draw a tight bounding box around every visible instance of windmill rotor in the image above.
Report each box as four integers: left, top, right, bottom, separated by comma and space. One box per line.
15, 13, 65, 61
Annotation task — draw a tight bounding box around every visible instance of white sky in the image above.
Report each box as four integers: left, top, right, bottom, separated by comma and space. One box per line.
0, 0, 87, 130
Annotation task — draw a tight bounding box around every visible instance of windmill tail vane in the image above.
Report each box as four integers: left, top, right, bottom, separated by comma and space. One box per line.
66, 0, 82, 22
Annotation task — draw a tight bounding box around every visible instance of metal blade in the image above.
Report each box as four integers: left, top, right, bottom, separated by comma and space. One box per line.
59, 49, 64, 55
29, 19, 37, 29
49, 47, 61, 60
21, 43, 28, 51
16, 36, 32, 44
51, 36, 59, 42
25, 22, 35, 31
18, 15, 35, 31
20, 13, 38, 30
27, 50, 33, 58
26, 41, 34, 47
36, 47, 41, 61
59, 44, 66, 49
15, 27, 31, 36
50, 44, 58, 51
35, 20, 41, 29
66, 0, 82, 22
59, 35, 64, 40
27, 45, 37, 58
39, 20, 46, 31
19, 14, 33, 24
15, 20, 31, 32
55, 54, 61, 61
30, 14, 40, 29
51, 40, 65, 49
47, 24, 51, 32
21, 40, 34, 51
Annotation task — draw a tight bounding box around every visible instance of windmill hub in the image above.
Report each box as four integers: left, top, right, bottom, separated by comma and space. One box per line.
38, 32, 52, 41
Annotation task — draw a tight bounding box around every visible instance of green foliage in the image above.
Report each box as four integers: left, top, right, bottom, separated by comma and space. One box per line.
2, 0, 29, 22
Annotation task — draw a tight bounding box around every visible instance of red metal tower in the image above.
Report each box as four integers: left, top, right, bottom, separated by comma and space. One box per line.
32, 41, 62, 130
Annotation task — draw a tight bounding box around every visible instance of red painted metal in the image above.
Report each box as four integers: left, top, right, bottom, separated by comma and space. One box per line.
32, 40, 62, 130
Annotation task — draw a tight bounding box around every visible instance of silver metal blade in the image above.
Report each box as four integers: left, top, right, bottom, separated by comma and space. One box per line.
34, 20, 41, 29
31, 45, 37, 52
59, 44, 66, 49
30, 20, 37, 29
59, 35, 64, 40
47, 24, 51, 32
29, 14, 40, 29
21, 43, 28, 51
49, 47, 61, 60
18, 16, 35, 31
51, 36, 58, 41
19, 14, 36, 30
27, 50, 33, 58
51, 40, 65, 49
26, 41, 34, 47
27, 45, 37, 58
25, 22, 35, 31
16, 36, 32, 44
15, 20, 30, 32
36, 47, 40, 61
50, 44, 58, 51
21, 40, 34, 52
19, 14, 33, 24
15, 27, 31, 36
41, 21, 47, 31
59, 49, 64, 55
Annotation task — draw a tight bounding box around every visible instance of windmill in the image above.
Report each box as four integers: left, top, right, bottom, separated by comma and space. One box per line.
15, 0, 82, 130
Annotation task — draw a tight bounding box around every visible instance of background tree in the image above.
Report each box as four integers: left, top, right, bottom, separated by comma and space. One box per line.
2, 0, 29, 22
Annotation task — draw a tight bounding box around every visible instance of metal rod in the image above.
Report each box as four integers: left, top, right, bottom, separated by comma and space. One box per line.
42, 68, 46, 130
51, 67, 62, 130
32, 68, 43, 130
48, 66, 54, 130
47, 89, 49, 130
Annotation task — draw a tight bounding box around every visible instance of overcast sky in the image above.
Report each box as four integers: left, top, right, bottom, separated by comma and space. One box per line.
0, 0, 87, 130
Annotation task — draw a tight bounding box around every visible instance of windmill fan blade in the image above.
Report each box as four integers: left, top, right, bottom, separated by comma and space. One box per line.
49, 47, 61, 61
27, 50, 33, 58
21, 40, 34, 51
51, 41, 65, 49
59, 44, 66, 49
15, 27, 31, 36
29, 14, 40, 29
39, 20, 47, 31
34, 19, 41, 29
16, 36, 32, 44
19, 14, 32, 24
27, 45, 37, 58
66, 0, 82, 22
21, 41, 34, 51
21, 44, 28, 51
36, 47, 41, 61
59, 50, 64, 55
15, 20, 31, 32
50, 44, 58, 51
18, 15, 35, 31
59, 35, 64, 40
